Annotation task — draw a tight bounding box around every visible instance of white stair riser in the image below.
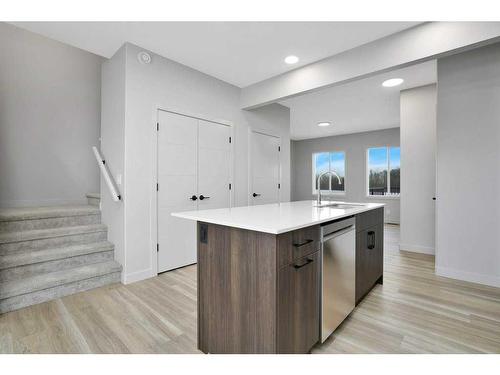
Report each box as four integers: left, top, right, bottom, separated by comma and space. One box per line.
0, 214, 101, 233
0, 251, 114, 282
0, 272, 120, 314
0, 231, 108, 255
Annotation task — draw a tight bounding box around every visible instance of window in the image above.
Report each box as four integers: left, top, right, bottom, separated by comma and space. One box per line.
312, 152, 346, 194
367, 146, 400, 197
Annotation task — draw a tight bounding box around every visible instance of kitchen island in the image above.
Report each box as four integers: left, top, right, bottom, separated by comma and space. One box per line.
172, 200, 384, 354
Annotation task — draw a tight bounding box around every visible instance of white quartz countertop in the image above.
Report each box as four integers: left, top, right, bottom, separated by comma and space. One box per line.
172, 200, 384, 234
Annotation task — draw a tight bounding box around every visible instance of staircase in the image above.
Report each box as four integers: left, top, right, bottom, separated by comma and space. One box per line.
0, 198, 121, 313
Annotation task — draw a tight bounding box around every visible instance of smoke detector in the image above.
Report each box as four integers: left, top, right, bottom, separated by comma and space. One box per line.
137, 51, 152, 65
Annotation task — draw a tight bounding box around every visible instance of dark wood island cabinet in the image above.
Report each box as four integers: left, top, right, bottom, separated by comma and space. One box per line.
197, 222, 321, 354
355, 208, 384, 304
195, 206, 384, 354
171, 201, 384, 354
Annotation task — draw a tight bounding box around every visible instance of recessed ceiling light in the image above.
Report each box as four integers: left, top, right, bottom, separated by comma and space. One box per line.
284, 55, 299, 64
382, 78, 404, 87
317, 122, 331, 127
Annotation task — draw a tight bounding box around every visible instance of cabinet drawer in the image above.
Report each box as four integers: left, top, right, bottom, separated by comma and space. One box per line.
355, 224, 384, 303
278, 251, 320, 353
277, 225, 320, 267
356, 208, 384, 232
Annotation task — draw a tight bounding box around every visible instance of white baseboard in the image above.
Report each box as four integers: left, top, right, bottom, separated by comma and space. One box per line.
436, 266, 500, 288
123, 268, 155, 285
399, 243, 435, 255
385, 220, 400, 225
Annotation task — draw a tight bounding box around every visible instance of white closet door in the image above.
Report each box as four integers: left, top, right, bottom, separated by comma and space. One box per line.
197, 120, 231, 210
250, 131, 280, 205
157, 111, 198, 273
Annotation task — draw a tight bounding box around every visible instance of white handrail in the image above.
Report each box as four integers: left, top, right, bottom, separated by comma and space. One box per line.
92, 146, 121, 202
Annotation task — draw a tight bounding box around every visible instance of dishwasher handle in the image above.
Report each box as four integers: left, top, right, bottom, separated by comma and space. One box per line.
322, 225, 355, 242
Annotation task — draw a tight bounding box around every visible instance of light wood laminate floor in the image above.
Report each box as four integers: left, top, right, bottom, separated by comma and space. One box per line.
1, 225, 500, 354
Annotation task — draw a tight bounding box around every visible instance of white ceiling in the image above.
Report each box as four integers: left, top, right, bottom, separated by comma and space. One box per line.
281, 60, 437, 140
11, 22, 419, 87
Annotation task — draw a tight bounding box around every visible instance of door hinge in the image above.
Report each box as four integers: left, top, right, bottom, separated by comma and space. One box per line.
278, 183, 281, 189
156, 183, 159, 191
229, 136, 232, 143
157, 243, 159, 252
229, 183, 232, 190
157, 122, 159, 131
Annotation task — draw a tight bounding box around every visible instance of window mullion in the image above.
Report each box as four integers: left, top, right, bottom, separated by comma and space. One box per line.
387, 147, 390, 195
313, 153, 318, 192
328, 152, 332, 191
368, 149, 371, 196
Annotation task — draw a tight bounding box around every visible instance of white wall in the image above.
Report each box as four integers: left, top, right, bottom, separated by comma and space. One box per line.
101, 43, 290, 283
291, 128, 400, 224
0, 23, 103, 207
400, 84, 437, 255
436, 43, 500, 287
100, 45, 126, 275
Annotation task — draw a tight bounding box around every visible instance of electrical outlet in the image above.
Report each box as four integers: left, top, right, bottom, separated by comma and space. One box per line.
200, 224, 208, 244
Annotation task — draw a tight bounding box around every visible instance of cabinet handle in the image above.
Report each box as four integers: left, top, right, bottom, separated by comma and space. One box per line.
252, 193, 261, 197
293, 257, 314, 269
367, 231, 375, 250
293, 239, 314, 248
189, 195, 198, 201
199, 195, 210, 200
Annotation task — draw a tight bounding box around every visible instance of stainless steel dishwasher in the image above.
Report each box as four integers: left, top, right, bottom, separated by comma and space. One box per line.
320, 216, 356, 343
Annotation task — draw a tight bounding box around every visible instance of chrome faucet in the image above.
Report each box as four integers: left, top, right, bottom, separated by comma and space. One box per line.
316, 171, 342, 206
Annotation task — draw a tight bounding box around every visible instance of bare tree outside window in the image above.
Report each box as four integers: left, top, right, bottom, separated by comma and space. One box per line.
367, 147, 400, 196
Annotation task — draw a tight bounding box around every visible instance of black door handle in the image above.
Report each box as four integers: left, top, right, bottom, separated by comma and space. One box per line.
252, 193, 261, 197
367, 231, 375, 250
293, 258, 314, 269
432, 197, 436, 200
189, 195, 198, 201
293, 239, 314, 248
199, 195, 210, 200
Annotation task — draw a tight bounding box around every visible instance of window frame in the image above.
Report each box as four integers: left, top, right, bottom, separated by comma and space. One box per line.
366, 146, 400, 199
311, 150, 347, 196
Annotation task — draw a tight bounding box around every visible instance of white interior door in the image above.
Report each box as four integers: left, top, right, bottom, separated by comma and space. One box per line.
197, 120, 232, 210
157, 111, 198, 273
250, 131, 280, 205
157, 112, 232, 273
